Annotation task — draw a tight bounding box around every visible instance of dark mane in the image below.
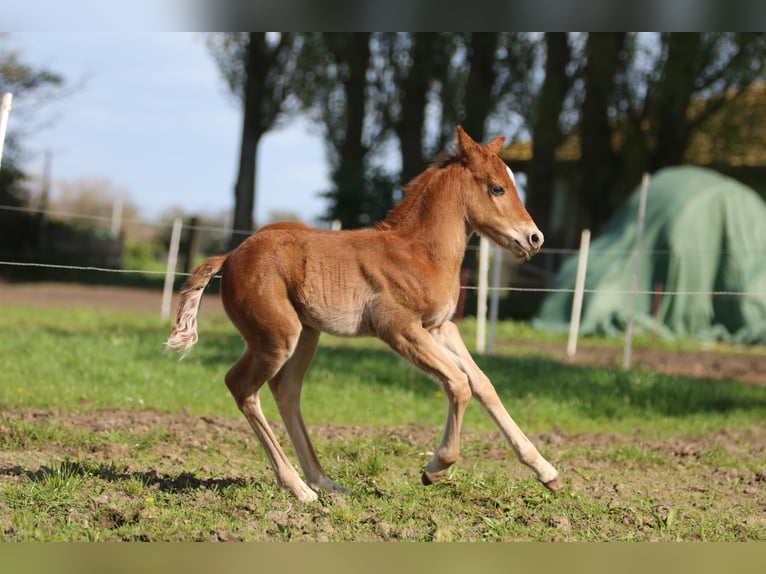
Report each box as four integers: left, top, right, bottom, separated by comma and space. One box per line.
431, 151, 460, 169
377, 152, 461, 231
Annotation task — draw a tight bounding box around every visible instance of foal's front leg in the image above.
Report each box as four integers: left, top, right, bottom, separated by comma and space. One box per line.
431, 321, 562, 491
383, 324, 472, 485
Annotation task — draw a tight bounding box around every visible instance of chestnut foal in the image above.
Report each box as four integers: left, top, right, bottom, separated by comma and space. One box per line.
166, 126, 562, 502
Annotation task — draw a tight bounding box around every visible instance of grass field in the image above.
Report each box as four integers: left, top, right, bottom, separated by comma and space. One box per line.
1, 300, 765, 541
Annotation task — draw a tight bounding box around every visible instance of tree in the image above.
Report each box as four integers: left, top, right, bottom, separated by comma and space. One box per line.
460, 33, 499, 143
207, 33, 301, 248
377, 33, 441, 185
0, 34, 63, 208
294, 33, 541, 231
645, 33, 766, 171
431, 33, 501, 149
323, 33, 379, 228
0, 35, 64, 257
296, 33, 394, 229
436, 33, 538, 148
525, 33, 573, 251
575, 33, 628, 235
525, 33, 766, 253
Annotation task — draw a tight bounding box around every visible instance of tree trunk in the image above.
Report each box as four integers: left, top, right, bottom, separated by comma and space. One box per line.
651, 33, 702, 170
229, 33, 269, 249
396, 33, 437, 184
325, 33, 372, 229
461, 33, 498, 143
526, 33, 571, 250
230, 121, 262, 248
576, 32, 626, 237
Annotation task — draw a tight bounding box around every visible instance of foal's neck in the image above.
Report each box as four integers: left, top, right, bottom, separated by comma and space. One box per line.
383, 166, 472, 273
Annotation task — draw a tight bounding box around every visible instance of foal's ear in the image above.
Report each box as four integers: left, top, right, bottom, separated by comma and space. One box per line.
455, 125, 480, 157
456, 126, 506, 157
487, 136, 506, 155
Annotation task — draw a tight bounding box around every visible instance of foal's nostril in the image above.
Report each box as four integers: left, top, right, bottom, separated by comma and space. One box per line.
530, 232, 541, 247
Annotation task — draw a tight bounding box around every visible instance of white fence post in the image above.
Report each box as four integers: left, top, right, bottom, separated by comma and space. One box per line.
110, 198, 123, 238
566, 228, 591, 357
476, 236, 490, 353
0, 93, 13, 173
161, 218, 183, 321
623, 173, 651, 370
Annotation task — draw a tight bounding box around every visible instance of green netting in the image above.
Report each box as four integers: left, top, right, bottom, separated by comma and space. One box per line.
533, 166, 766, 343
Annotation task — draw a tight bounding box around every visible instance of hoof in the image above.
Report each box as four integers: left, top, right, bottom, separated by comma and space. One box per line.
314, 477, 350, 495
542, 476, 564, 492
294, 488, 320, 503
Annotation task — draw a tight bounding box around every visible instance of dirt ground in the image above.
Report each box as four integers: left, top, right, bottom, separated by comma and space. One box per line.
2, 281, 764, 386
515, 340, 766, 386
1, 406, 765, 541
3, 405, 766, 474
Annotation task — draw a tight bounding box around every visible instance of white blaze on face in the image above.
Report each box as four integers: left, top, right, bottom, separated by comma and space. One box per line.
505, 165, 517, 188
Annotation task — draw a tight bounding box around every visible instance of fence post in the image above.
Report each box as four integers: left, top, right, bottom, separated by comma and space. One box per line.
566, 228, 591, 357
161, 218, 183, 321
623, 173, 651, 370
182, 216, 201, 275
0, 92, 12, 173
476, 236, 490, 353
455, 267, 470, 321
110, 198, 123, 238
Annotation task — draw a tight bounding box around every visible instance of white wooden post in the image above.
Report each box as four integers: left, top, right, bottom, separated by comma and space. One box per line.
623, 173, 651, 370
566, 228, 591, 357
0, 93, 13, 173
476, 236, 490, 353
161, 218, 183, 321
111, 198, 123, 237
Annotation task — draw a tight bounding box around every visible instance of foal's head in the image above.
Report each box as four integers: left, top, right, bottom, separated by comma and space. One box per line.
455, 126, 543, 261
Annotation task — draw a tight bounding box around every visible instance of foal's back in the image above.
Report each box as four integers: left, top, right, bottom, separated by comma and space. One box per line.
220, 221, 452, 340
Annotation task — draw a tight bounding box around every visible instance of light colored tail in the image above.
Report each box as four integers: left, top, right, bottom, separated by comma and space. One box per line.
165, 254, 229, 357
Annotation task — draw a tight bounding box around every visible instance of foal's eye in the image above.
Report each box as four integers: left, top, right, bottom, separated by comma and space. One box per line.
489, 185, 505, 196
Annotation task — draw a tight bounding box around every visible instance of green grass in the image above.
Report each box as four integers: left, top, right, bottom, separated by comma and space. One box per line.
1, 302, 765, 541
0, 305, 240, 418
1, 305, 764, 436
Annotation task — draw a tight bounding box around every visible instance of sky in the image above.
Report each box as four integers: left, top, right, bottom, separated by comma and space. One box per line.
8, 32, 331, 226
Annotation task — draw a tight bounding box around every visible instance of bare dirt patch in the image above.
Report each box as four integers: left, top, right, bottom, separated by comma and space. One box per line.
516, 341, 766, 386
0, 281, 225, 317
3, 406, 765, 479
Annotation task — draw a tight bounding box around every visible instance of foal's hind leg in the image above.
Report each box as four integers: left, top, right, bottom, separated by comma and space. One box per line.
225, 347, 319, 503
268, 327, 349, 494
